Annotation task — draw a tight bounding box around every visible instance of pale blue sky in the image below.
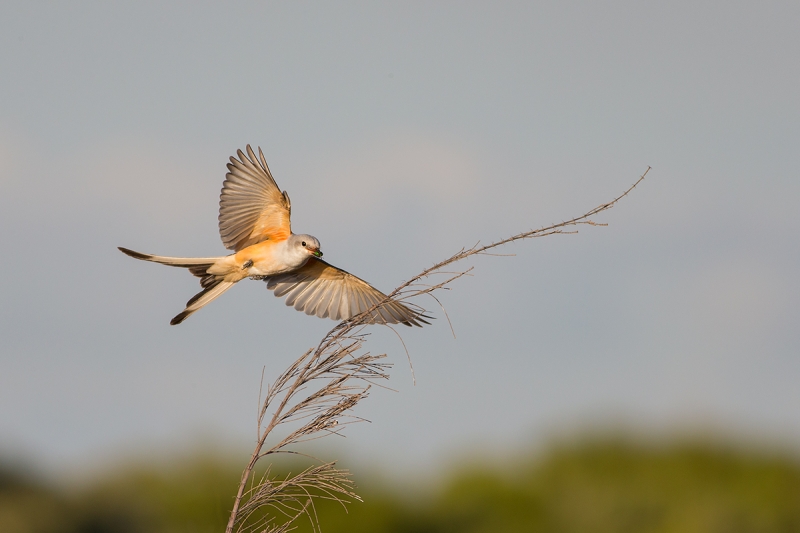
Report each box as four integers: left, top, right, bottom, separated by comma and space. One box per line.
1, 2, 798, 476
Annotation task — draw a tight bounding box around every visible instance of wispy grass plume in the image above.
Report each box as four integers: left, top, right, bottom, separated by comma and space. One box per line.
225, 168, 650, 533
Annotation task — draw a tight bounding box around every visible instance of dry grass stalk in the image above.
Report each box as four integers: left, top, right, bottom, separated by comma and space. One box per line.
225, 167, 651, 533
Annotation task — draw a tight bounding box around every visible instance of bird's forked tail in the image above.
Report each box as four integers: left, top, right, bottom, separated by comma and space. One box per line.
118, 247, 236, 325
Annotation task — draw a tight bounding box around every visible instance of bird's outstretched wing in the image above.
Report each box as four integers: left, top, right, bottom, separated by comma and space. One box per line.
264, 258, 429, 327
219, 145, 292, 251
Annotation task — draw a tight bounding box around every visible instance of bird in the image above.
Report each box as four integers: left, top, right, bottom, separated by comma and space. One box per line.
119, 145, 428, 327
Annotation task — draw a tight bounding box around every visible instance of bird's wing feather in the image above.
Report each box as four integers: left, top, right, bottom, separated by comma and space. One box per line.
264, 258, 428, 327
219, 145, 292, 251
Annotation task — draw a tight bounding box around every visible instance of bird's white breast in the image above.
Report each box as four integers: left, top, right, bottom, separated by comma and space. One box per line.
246, 239, 310, 276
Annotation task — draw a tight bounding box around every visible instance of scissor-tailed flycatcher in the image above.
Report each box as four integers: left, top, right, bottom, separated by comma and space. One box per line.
119, 146, 428, 327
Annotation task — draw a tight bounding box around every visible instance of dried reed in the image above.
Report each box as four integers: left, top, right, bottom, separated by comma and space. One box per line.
225, 167, 651, 532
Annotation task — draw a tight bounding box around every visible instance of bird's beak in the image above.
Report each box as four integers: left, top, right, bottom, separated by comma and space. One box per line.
313, 250, 323, 258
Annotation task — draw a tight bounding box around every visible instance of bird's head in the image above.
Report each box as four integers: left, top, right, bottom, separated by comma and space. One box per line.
292, 234, 323, 258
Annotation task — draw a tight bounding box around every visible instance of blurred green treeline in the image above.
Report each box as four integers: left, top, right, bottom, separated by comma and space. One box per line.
2, 436, 800, 533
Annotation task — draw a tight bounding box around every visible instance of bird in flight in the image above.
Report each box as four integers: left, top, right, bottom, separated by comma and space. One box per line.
119, 145, 428, 327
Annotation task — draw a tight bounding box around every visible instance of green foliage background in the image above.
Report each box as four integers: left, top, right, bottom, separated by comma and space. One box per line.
3, 437, 800, 533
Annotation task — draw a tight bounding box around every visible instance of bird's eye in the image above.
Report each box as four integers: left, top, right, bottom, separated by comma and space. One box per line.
301, 241, 306, 247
